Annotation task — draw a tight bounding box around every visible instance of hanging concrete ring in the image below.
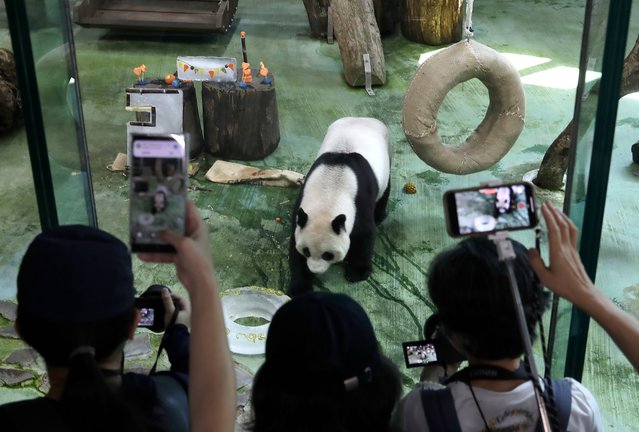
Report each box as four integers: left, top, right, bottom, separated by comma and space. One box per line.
403, 39, 526, 174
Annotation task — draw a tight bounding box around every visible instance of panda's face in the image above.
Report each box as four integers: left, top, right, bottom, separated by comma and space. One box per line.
495, 187, 512, 214
295, 208, 349, 274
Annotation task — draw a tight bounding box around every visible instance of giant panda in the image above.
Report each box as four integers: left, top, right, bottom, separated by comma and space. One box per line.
288, 117, 391, 296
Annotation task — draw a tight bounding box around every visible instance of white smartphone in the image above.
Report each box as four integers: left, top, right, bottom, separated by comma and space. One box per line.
129, 133, 188, 253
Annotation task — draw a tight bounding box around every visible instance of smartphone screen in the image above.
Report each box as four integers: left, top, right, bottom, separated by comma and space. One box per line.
402, 340, 439, 368
443, 182, 538, 237
129, 134, 187, 252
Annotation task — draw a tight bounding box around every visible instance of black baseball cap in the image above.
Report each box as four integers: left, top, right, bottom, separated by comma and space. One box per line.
17, 225, 135, 322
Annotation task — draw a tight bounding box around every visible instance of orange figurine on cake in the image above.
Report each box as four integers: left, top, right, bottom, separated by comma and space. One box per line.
240, 62, 253, 88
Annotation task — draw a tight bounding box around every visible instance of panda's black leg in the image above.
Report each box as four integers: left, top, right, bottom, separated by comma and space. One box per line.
344, 228, 375, 282
287, 234, 315, 296
374, 180, 391, 225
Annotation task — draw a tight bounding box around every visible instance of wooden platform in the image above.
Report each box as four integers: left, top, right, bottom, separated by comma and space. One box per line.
73, 0, 238, 33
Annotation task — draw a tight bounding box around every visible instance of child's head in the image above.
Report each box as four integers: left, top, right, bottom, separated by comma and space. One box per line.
16, 225, 137, 365
427, 236, 550, 360
250, 291, 401, 432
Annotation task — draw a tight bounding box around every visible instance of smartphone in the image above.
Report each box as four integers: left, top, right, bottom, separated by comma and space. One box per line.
443, 182, 538, 237
134, 296, 166, 332
129, 134, 188, 253
402, 339, 439, 368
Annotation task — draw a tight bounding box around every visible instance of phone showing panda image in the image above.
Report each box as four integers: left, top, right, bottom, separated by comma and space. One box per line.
443, 182, 538, 237
129, 134, 188, 253
402, 340, 439, 368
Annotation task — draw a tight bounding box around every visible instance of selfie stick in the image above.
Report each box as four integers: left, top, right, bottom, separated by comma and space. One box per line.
489, 231, 552, 432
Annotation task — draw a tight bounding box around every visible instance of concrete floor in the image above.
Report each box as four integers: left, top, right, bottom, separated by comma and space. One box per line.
1, 0, 638, 429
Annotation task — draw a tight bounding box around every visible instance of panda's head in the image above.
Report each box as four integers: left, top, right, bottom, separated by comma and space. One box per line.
294, 208, 349, 274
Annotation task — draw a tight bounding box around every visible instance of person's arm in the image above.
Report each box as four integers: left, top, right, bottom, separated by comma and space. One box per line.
139, 201, 236, 432
529, 202, 639, 372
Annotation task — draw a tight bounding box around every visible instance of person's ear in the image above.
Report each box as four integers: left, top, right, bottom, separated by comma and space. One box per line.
128, 310, 141, 339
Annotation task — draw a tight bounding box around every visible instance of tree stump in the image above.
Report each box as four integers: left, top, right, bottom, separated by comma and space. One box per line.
401, 0, 464, 46
0, 49, 22, 132
332, 0, 386, 87
202, 71, 280, 160
535, 33, 639, 190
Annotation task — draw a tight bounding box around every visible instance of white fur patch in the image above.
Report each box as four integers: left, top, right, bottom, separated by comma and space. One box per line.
317, 117, 390, 201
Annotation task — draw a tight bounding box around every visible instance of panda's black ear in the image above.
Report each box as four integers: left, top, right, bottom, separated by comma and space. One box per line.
297, 208, 308, 228
332, 214, 346, 234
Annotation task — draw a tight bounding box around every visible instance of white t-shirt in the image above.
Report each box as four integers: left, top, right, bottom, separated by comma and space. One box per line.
392, 378, 602, 431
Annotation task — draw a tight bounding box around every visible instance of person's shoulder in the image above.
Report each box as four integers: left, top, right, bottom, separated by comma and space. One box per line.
403, 380, 448, 401
0, 397, 64, 430
560, 377, 603, 431
0, 396, 57, 413
560, 377, 598, 404
390, 381, 445, 432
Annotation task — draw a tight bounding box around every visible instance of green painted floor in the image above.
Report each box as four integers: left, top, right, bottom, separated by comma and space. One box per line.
1, 0, 639, 429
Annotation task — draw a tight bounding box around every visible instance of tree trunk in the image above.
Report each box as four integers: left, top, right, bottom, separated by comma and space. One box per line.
332, 0, 386, 87
303, 0, 398, 38
0, 49, 21, 132
535, 34, 639, 190
302, 0, 331, 38
202, 71, 280, 160
401, 0, 464, 46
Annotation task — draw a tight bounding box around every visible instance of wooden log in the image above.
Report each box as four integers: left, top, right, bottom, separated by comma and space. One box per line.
377, 0, 400, 36
332, 0, 386, 87
303, 0, 398, 39
202, 71, 280, 160
302, 0, 331, 38
0, 49, 21, 131
401, 0, 464, 46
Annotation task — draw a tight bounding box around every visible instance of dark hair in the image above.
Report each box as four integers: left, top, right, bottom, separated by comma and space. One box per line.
16, 306, 163, 432
427, 237, 550, 360
249, 355, 402, 432
247, 291, 402, 432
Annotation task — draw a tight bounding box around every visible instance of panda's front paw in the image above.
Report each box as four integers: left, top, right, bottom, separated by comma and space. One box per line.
345, 264, 372, 282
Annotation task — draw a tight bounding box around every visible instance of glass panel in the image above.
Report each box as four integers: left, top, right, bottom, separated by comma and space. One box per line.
557, 0, 610, 379
23, 0, 96, 226
565, 0, 639, 428
582, 5, 639, 430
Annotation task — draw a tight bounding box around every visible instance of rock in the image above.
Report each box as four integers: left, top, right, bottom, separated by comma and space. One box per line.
235, 401, 252, 431
124, 333, 152, 358
0, 367, 34, 385
235, 364, 253, 390
0, 300, 17, 321
4, 348, 39, 367
0, 325, 19, 339
38, 372, 50, 394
